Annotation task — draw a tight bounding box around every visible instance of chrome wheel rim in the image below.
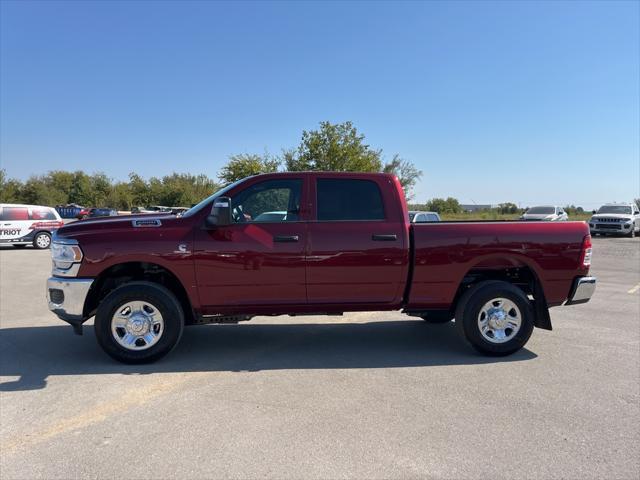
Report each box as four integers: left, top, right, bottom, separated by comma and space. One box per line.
477, 297, 522, 344
111, 301, 164, 351
36, 234, 51, 248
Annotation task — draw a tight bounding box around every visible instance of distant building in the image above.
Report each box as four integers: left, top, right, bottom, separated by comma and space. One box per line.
460, 204, 495, 212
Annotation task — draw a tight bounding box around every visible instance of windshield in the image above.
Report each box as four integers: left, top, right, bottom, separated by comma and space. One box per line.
181, 178, 247, 218
526, 206, 555, 215
597, 205, 632, 215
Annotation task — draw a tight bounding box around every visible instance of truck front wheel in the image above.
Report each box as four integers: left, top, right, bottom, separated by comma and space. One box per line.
455, 281, 534, 356
94, 282, 184, 364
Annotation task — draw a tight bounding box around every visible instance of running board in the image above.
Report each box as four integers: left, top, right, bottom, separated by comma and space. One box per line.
194, 314, 253, 325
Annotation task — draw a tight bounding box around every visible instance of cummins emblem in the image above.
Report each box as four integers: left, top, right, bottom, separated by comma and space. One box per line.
132, 218, 162, 227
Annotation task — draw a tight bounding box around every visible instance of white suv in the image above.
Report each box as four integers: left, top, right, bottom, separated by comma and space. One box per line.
589, 203, 640, 238
520, 206, 568, 221
0, 204, 64, 249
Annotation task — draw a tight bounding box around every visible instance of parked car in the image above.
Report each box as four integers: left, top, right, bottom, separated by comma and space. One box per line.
170, 207, 189, 215
84, 208, 118, 219
0, 203, 63, 249
520, 206, 568, 221
47, 172, 595, 363
253, 211, 288, 222
589, 203, 640, 237
147, 205, 172, 213
75, 207, 91, 219
409, 211, 441, 223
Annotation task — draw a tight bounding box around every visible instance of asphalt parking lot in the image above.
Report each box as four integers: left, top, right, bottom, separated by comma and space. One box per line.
1, 237, 638, 479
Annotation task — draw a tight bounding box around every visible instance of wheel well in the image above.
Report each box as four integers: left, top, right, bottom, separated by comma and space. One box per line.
451, 265, 551, 330
455, 265, 537, 297
83, 262, 195, 324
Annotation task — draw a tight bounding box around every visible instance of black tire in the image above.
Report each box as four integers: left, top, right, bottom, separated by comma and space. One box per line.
455, 281, 534, 356
94, 281, 184, 364
628, 228, 636, 238
33, 231, 51, 249
421, 311, 453, 324
12, 244, 27, 249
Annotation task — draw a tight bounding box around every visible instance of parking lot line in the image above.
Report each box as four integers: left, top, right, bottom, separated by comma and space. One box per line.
0, 376, 188, 456
628, 283, 640, 294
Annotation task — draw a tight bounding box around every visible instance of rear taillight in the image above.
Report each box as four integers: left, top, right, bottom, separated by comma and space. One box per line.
580, 235, 592, 267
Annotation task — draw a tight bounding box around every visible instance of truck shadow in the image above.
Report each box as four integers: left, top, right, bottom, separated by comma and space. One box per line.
0, 320, 537, 391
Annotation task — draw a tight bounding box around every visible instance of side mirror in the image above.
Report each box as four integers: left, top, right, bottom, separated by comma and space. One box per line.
592, 210, 596, 214
205, 196, 232, 228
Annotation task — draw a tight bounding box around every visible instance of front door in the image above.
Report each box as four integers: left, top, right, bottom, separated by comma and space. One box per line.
194, 177, 307, 311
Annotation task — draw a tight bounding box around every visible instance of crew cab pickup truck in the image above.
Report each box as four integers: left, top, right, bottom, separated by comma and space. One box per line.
47, 172, 596, 363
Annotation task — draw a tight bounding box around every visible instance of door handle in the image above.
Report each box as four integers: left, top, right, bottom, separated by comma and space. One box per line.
372, 234, 397, 241
273, 235, 299, 243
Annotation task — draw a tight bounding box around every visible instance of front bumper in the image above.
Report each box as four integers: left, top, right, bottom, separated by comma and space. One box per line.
565, 276, 597, 305
589, 222, 633, 234
47, 277, 94, 334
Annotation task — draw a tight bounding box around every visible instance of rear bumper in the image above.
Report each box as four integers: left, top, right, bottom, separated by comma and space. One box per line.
565, 276, 596, 305
47, 277, 93, 334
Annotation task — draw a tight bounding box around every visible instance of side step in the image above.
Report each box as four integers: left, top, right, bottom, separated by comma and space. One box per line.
193, 314, 253, 325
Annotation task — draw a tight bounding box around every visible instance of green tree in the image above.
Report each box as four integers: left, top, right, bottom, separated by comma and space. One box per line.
0, 169, 23, 203
89, 173, 112, 207
68, 171, 92, 206
426, 197, 461, 214
383, 154, 422, 200
498, 202, 518, 214
285, 121, 383, 172
218, 153, 279, 185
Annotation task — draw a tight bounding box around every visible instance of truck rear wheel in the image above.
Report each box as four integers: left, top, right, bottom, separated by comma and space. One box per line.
94, 282, 184, 364
455, 281, 534, 356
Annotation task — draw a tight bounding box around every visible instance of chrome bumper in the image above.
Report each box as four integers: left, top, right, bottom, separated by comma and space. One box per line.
47, 277, 93, 333
565, 276, 596, 305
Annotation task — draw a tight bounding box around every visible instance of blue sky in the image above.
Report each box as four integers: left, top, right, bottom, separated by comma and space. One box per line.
1, 0, 638, 207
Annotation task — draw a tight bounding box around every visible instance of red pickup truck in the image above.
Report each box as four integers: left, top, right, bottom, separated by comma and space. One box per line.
47, 172, 596, 363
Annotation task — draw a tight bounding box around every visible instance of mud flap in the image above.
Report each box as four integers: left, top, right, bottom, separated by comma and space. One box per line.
533, 282, 552, 331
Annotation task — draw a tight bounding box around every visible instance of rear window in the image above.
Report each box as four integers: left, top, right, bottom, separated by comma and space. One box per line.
0, 207, 29, 220
317, 179, 385, 221
30, 208, 56, 220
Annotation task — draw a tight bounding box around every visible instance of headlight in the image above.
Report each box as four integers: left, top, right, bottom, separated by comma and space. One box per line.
51, 239, 83, 273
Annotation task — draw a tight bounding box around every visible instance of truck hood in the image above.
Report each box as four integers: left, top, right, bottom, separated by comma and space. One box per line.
56, 214, 175, 238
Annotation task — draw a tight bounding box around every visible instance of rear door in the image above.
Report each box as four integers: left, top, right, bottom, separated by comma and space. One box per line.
306, 175, 409, 305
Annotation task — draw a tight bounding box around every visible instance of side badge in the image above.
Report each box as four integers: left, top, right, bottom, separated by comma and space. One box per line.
174, 243, 190, 254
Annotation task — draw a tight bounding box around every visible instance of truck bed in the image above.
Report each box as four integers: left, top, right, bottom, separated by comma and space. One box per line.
407, 221, 590, 308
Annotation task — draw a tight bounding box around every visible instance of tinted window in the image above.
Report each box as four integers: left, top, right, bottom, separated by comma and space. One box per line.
527, 207, 555, 214
232, 179, 302, 223
317, 179, 385, 221
427, 214, 439, 222
30, 208, 56, 220
597, 205, 632, 215
1, 207, 29, 221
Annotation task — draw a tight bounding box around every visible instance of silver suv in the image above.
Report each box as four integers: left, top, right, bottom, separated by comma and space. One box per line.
589, 203, 640, 237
